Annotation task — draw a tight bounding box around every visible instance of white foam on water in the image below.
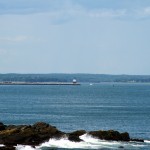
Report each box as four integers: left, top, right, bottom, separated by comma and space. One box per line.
38, 136, 101, 149
16, 145, 39, 150
79, 134, 120, 149
145, 140, 150, 143
15, 134, 149, 150
0, 144, 4, 147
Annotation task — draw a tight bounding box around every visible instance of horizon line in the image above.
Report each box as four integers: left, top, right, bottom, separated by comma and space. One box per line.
0, 73, 150, 76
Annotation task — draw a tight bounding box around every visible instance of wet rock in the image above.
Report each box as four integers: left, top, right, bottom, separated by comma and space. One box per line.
69, 130, 86, 137
0, 122, 144, 147
120, 132, 130, 141
118, 146, 124, 149
5, 125, 17, 130
89, 130, 130, 141
0, 122, 64, 147
68, 130, 86, 142
0, 123, 5, 131
0, 146, 15, 150
33, 122, 49, 129
68, 134, 82, 142
130, 138, 144, 142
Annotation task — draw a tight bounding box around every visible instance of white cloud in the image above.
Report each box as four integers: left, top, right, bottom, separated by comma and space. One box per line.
136, 7, 150, 18
88, 9, 127, 18
1, 0, 150, 21
50, 6, 127, 19
143, 7, 150, 14
0, 36, 29, 42
39, 7, 127, 25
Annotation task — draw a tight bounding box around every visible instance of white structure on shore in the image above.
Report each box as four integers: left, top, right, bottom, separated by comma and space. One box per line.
72, 79, 77, 84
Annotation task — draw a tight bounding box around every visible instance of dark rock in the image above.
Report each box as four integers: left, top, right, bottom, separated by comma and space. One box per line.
0, 123, 5, 131
68, 130, 86, 142
68, 135, 82, 142
0, 122, 64, 147
69, 130, 86, 137
33, 122, 49, 129
130, 138, 144, 142
5, 125, 16, 130
120, 132, 130, 141
0, 122, 144, 147
0, 146, 15, 150
89, 130, 130, 141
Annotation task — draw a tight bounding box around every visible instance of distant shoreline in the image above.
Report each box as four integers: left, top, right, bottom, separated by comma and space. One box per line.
0, 73, 150, 83
0, 82, 80, 85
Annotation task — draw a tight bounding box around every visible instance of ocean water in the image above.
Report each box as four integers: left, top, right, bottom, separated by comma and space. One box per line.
0, 83, 150, 149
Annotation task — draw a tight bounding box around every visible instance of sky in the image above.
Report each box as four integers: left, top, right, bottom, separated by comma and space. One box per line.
0, 0, 150, 75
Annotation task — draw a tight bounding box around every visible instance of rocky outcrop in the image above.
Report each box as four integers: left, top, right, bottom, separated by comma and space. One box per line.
0, 123, 5, 131
0, 122, 64, 147
68, 130, 86, 142
0, 122, 144, 150
89, 130, 130, 141
130, 138, 144, 142
0, 146, 15, 150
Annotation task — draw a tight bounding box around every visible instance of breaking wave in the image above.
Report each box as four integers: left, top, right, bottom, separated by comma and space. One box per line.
144, 140, 150, 143
15, 134, 149, 150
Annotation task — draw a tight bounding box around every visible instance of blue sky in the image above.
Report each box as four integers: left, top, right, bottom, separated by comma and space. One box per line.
0, 0, 150, 74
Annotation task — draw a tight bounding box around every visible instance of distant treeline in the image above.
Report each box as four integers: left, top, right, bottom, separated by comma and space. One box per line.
0, 74, 150, 83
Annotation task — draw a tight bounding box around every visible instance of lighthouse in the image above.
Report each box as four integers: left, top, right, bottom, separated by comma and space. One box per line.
72, 79, 77, 84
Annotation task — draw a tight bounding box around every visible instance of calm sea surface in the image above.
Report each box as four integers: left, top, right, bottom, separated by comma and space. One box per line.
0, 83, 150, 149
